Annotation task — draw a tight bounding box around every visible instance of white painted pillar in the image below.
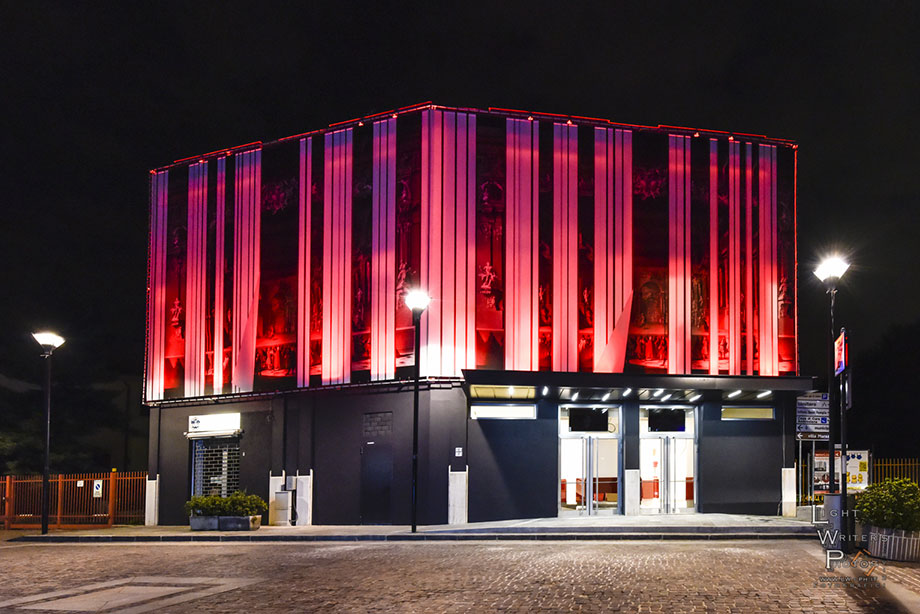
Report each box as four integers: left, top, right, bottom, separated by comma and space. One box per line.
624, 469, 640, 516
268, 472, 287, 526
782, 467, 796, 517
145, 475, 159, 526
291, 472, 313, 526
448, 467, 468, 525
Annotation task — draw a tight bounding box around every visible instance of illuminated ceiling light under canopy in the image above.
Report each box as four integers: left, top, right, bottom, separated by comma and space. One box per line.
653, 389, 664, 397
602, 392, 611, 401
508, 386, 515, 396
623, 388, 632, 397
542, 386, 549, 396
404, 289, 431, 312
661, 393, 672, 402
757, 390, 772, 399
689, 393, 702, 403
728, 390, 742, 399
571, 392, 579, 401
814, 257, 850, 282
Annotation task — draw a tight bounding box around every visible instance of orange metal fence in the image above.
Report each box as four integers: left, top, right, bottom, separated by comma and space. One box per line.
873, 458, 920, 485
1, 471, 146, 529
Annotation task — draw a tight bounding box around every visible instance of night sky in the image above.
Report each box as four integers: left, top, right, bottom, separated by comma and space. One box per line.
2, 4, 918, 404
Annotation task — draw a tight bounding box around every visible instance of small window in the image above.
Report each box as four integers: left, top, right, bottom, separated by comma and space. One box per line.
470, 404, 536, 420
721, 406, 774, 420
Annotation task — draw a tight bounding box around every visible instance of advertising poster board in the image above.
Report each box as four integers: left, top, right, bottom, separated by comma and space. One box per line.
814, 449, 870, 493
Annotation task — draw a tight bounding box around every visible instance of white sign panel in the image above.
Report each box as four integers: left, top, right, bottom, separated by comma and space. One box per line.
92, 480, 103, 498
188, 413, 241, 434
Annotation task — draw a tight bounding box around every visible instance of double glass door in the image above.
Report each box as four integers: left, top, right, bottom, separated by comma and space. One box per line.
639, 436, 695, 513
560, 436, 620, 515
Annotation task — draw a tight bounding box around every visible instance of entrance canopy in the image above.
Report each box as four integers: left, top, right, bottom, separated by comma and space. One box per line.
462, 369, 815, 404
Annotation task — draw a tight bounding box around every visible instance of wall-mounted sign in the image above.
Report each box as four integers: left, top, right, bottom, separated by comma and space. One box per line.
834, 329, 847, 376
92, 480, 103, 498
187, 413, 241, 437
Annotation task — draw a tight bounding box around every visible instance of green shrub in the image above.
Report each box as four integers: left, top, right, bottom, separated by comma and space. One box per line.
855, 478, 920, 531
184, 491, 268, 517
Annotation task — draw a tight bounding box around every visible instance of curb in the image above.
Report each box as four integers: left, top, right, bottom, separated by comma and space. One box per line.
11, 532, 815, 543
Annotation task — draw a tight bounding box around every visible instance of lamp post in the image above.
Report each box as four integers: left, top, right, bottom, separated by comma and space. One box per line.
404, 289, 430, 533
814, 256, 849, 549
32, 331, 65, 536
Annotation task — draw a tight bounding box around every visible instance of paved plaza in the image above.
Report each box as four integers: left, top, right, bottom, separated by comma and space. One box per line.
0, 540, 918, 613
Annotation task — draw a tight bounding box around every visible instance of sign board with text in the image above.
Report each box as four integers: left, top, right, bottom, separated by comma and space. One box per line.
796, 392, 829, 441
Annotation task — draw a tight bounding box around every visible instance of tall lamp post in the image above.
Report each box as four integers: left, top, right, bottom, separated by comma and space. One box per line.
404, 289, 430, 533
814, 256, 849, 548
32, 331, 66, 536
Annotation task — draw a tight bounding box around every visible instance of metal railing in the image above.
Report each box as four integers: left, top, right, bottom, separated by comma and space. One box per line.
873, 458, 920, 485
1, 471, 146, 529
797, 457, 920, 507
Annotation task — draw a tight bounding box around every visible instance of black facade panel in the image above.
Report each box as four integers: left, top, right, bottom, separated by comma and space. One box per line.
238, 406, 273, 514
697, 400, 784, 514
147, 406, 160, 479
423, 387, 468, 525
283, 398, 300, 475
622, 400, 640, 470
467, 400, 557, 522
309, 388, 461, 525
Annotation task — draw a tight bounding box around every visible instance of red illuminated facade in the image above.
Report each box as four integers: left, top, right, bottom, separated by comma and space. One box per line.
145, 104, 812, 527
146, 104, 797, 401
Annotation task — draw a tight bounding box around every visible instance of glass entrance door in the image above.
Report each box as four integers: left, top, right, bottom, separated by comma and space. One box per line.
559, 405, 621, 516
639, 406, 696, 514
640, 437, 696, 513
560, 436, 620, 515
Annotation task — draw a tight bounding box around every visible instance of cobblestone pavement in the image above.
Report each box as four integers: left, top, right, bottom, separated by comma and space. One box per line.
0, 540, 913, 613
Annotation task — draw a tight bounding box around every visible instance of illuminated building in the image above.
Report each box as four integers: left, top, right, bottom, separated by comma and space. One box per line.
144, 103, 812, 525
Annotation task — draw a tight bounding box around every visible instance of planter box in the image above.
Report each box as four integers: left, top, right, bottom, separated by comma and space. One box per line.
218, 515, 262, 531
189, 515, 261, 531
868, 526, 920, 562
189, 515, 219, 531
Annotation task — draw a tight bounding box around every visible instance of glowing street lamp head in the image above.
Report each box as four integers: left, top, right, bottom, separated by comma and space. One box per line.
32, 331, 65, 355
814, 256, 850, 283
404, 289, 431, 313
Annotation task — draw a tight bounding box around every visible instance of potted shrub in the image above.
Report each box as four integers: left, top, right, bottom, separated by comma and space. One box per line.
855, 478, 920, 561
185, 491, 268, 531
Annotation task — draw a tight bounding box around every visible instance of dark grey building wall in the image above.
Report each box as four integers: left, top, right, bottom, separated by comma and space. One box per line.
156, 400, 272, 525
697, 397, 787, 515
303, 385, 466, 526
467, 399, 557, 522
621, 401, 640, 470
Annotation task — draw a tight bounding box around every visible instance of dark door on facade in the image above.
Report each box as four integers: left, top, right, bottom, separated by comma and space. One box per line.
360, 442, 393, 524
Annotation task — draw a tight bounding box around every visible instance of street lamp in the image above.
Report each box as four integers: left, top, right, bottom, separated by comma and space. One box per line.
815, 256, 849, 549
814, 256, 848, 495
32, 331, 65, 536
404, 289, 430, 533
